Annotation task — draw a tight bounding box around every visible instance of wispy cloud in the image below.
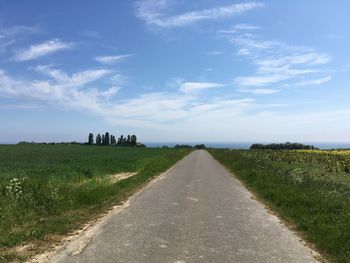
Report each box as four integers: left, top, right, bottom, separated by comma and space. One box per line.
236, 74, 288, 87
13, 39, 73, 61
251, 88, 280, 95
239, 88, 280, 95
34, 65, 112, 87
135, 1, 265, 28
0, 25, 39, 55
0, 69, 286, 129
0, 67, 117, 115
256, 53, 331, 69
180, 82, 223, 93
231, 32, 332, 88
0, 25, 39, 38
296, 76, 332, 86
95, 54, 133, 65
234, 23, 260, 30
217, 29, 237, 35
217, 23, 259, 35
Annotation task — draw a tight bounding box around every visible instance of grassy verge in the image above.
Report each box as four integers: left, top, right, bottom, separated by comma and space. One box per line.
209, 149, 350, 263
0, 145, 191, 262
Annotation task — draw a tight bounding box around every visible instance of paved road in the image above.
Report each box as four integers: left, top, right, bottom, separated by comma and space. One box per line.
57, 150, 318, 263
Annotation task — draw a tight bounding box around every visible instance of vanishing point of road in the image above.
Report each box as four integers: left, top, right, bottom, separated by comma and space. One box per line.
55, 150, 319, 263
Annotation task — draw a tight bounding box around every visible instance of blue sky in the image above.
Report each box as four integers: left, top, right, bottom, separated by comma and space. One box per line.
1, 0, 350, 143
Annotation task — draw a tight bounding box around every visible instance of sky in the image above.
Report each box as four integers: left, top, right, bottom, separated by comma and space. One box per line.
0, 0, 350, 143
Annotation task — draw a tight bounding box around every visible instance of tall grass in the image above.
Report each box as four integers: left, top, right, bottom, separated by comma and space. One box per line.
209, 149, 350, 263
0, 145, 190, 261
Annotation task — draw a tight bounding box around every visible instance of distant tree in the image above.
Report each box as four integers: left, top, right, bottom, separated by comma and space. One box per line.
105, 132, 110, 146
114, 134, 140, 147
131, 135, 137, 146
96, 134, 102, 145
88, 133, 94, 145
102, 134, 105, 145
118, 135, 124, 145
194, 144, 206, 149
110, 135, 116, 145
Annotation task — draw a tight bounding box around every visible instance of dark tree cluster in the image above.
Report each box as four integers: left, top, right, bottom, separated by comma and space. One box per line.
194, 144, 206, 149
250, 142, 318, 150
116, 134, 137, 146
89, 132, 139, 147
174, 144, 206, 149
174, 144, 193, 149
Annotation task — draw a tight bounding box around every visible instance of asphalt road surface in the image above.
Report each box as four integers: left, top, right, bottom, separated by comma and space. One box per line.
57, 150, 318, 263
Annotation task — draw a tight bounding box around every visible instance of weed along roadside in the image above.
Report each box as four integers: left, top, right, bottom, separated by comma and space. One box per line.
0, 145, 191, 262
209, 149, 350, 263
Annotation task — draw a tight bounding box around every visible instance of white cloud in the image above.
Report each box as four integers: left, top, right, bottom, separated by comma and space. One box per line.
34, 65, 112, 87
99, 86, 120, 98
0, 25, 39, 55
109, 73, 129, 86
0, 25, 39, 38
236, 67, 318, 87
232, 32, 332, 88
95, 54, 133, 65
232, 33, 276, 49
296, 76, 332, 86
135, 1, 265, 28
0, 68, 118, 116
234, 23, 260, 30
251, 88, 280, 94
217, 29, 237, 35
236, 74, 288, 87
13, 39, 73, 61
237, 48, 250, 56
256, 53, 331, 68
180, 82, 223, 93
239, 86, 283, 95
218, 24, 259, 35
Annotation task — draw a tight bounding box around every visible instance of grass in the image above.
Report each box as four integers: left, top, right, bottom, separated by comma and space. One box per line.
209, 149, 350, 263
0, 144, 191, 262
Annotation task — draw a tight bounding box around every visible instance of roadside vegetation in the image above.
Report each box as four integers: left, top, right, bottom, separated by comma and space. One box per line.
209, 149, 350, 263
0, 144, 190, 262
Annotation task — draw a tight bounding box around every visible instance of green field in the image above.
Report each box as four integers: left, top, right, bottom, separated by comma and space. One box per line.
0, 144, 190, 262
209, 149, 350, 263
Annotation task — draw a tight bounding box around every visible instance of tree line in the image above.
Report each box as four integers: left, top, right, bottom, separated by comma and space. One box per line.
173, 144, 206, 149
88, 133, 141, 147
250, 142, 318, 150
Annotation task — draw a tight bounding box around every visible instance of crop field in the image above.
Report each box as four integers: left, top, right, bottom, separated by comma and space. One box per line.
209, 149, 350, 263
0, 144, 190, 262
